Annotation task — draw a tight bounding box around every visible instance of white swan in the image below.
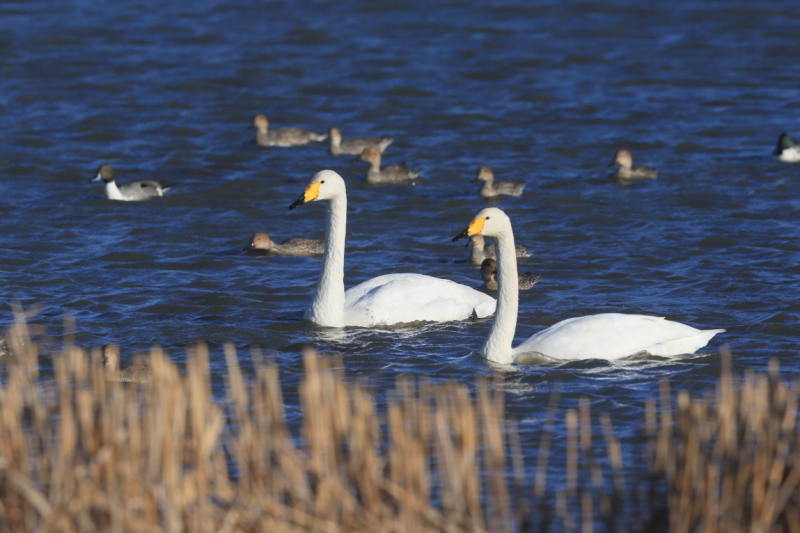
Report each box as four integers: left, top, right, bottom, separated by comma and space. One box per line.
289, 170, 496, 327
453, 207, 724, 364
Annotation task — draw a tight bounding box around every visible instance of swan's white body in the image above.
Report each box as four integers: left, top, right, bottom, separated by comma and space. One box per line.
457, 208, 723, 364
343, 273, 496, 327
512, 313, 722, 361
291, 170, 495, 328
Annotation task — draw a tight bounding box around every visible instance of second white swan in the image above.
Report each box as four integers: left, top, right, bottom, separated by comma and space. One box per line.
453, 207, 724, 364
289, 170, 496, 327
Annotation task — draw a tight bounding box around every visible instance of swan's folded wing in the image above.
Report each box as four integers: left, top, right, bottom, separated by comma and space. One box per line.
344, 273, 496, 327
513, 313, 721, 361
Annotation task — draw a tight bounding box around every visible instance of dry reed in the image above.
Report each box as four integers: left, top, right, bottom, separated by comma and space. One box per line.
0, 313, 527, 533
646, 348, 800, 533
0, 312, 799, 533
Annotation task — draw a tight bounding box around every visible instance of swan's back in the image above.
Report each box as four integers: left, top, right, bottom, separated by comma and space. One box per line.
513, 313, 723, 361
343, 273, 496, 327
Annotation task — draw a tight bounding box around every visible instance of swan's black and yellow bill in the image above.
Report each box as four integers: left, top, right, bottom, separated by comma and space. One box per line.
289, 182, 321, 210
452, 217, 486, 241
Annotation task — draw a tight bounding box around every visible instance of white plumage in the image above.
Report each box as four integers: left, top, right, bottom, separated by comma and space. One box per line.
514, 313, 723, 361
290, 170, 495, 328
343, 273, 495, 327
454, 207, 723, 363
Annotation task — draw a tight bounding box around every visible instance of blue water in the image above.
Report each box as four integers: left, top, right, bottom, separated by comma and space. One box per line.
1, 0, 799, 479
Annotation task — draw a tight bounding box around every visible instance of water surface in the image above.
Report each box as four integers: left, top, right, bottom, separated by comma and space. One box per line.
1, 0, 799, 483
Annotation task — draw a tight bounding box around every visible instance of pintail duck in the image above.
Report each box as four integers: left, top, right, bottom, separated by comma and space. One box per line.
244, 232, 324, 255
328, 127, 393, 156
468, 234, 529, 266
609, 149, 658, 179
252, 114, 327, 147
475, 167, 525, 198
103, 344, 151, 383
358, 148, 420, 184
91, 164, 173, 201
481, 258, 540, 291
773, 133, 800, 162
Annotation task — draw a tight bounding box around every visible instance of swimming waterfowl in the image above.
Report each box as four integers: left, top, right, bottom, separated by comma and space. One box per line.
358, 148, 420, 184
289, 170, 495, 327
468, 234, 530, 266
481, 258, 539, 291
475, 167, 525, 198
773, 133, 800, 162
102, 344, 151, 383
252, 114, 327, 147
453, 208, 723, 363
328, 127, 393, 156
609, 149, 658, 179
244, 232, 324, 255
91, 164, 173, 201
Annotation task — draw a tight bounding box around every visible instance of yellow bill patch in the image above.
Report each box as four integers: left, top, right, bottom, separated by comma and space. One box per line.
304, 182, 321, 202
466, 217, 486, 236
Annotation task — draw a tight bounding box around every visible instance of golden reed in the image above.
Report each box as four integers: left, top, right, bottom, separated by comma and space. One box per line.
0, 311, 798, 533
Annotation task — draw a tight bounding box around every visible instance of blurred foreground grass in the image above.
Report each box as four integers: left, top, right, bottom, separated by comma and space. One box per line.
0, 312, 798, 533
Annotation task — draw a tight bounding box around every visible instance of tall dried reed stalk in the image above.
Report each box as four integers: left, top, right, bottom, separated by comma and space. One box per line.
647, 349, 800, 533
0, 314, 528, 533
1, 310, 799, 533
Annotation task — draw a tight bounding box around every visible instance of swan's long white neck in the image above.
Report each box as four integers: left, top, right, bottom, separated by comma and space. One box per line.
105, 181, 125, 201
305, 194, 347, 327
481, 228, 518, 364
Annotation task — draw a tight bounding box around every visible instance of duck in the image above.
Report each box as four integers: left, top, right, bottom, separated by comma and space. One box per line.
481, 258, 540, 291
453, 207, 723, 363
609, 149, 658, 180
288, 170, 495, 327
467, 234, 530, 266
358, 148, 420, 184
773, 133, 800, 162
251, 114, 327, 147
91, 164, 173, 201
244, 232, 324, 255
102, 344, 151, 383
475, 167, 525, 198
328, 127, 393, 156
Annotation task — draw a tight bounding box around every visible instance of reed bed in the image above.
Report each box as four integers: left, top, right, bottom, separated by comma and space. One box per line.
0, 313, 798, 533
646, 349, 800, 533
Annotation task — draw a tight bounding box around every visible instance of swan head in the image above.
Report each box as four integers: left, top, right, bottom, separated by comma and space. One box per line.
452, 207, 511, 241
289, 169, 346, 209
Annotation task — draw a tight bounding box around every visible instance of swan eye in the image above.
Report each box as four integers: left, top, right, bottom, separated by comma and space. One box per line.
485, 216, 490, 220
321, 180, 325, 184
